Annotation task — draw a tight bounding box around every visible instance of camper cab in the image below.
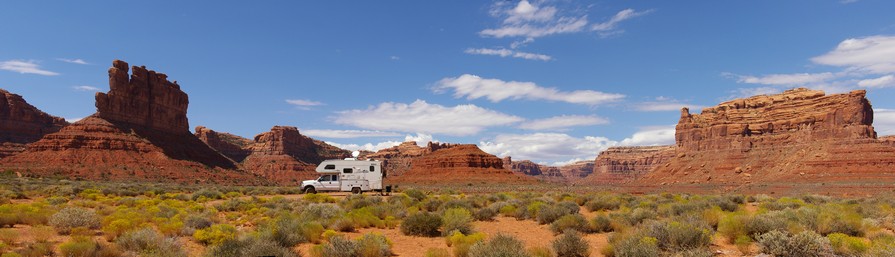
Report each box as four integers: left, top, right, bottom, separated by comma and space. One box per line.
300, 158, 383, 194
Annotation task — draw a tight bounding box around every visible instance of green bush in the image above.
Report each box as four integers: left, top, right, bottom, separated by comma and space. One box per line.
401, 212, 442, 237
827, 233, 869, 256
404, 189, 427, 201
261, 216, 324, 247
550, 214, 589, 234
468, 234, 529, 257
320, 236, 358, 257
746, 212, 787, 238
552, 230, 590, 257
718, 212, 748, 243
757, 230, 833, 257
537, 204, 570, 225
49, 207, 101, 234
585, 196, 621, 212
116, 228, 187, 257
194, 224, 237, 245
625, 208, 657, 225
442, 208, 474, 236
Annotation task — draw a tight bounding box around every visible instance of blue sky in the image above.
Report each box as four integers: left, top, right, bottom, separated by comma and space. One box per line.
2, 1, 895, 165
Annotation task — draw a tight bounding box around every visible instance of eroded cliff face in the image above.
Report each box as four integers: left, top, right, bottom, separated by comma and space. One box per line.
633, 88, 895, 194
586, 146, 675, 184
362, 141, 442, 177
240, 126, 350, 184
195, 126, 252, 162
0, 60, 262, 185
0, 89, 68, 158
501, 156, 578, 183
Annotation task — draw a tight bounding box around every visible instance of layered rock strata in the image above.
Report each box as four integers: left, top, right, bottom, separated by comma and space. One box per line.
0, 89, 68, 158
194, 126, 252, 162
0, 60, 262, 184
240, 126, 350, 184
391, 144, 533, 184
586, 146, 675, 183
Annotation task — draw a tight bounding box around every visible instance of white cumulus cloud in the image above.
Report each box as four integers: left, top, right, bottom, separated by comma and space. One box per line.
0, 60, 59, 76
325, 133, 438, 152
618, 126, 676, 146
434, 74, 624, 105
518, 115, 608, 130
333, 100, 522, 136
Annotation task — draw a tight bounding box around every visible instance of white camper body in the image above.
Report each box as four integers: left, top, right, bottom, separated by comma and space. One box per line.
300, 159, 383, 194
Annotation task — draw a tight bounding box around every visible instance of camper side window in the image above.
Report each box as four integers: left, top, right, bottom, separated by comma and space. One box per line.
370, 166, 375, 172
324, 164, 335, 170
343, 168, 353, 174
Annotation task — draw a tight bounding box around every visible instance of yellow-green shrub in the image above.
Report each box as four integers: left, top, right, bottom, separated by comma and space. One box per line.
718, 212, 749, 243
425, 248, 450, 257
59, 236, 98, 257
446, 231, 486, 257
828, 233, 869, 255
193, 224, 237, 245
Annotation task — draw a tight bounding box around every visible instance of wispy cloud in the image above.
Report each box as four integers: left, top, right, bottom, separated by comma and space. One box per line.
73, 86, 101, 92
389, 56, 400, 61
591, 8, 654, 37
285, 99, 324, 110
301, 129, 402, 139
57, 58, 89, 65
479, 0, 587, 39
333, 100, 522, 136
325, 133, 438, 152
0, 60, 59, 76
518, 115, 608, 130
634, 98, 705, 112
726, 35, 895, 94
434, 74, 624, 105
464, 48, 552, 61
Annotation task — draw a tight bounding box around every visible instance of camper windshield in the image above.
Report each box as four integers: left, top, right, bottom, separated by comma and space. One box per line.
318, 175, 331, 182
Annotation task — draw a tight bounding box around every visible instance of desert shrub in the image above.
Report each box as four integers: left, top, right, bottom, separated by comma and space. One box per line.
585, 196, 621, 212
626, 208, 657, 225
468, 234, 529, 257
671, 248, 714, 257
300, 203, 344, 221
710, 197, 739, 212
194, 224, 237, 245
423, 199, 444, 212
184, 214, 213, 230
49, 206, 101, 234
425, 248, 451, 257
746, 212, 787, 238
206, 236, 298, 257
550, 214, 589, 234
319, 236, 358, 257
827, 233, 869, 256
734, 235, 752, 254
499, 204, 517, 217
404, 189, 427, 201
260, 216, 324, 247
817, 210, 864, 236
59, 237, 99, 257
757, 230, 833, 257
303, 193, 336, 203
0, 229, 16, 245
355, 233, 392, 257
447, 231, 486, 257
401, 212, 442, 237
15, 241, 54, 257
331, 217, 356, 232
528, 246, 552, 257
552, 230, 590, 257
589, 214, 613, 233
115, 228, 186, 257
760, 197, 804, 211
717, 212, 749, 243
610, 235, 660, 257
474, 207, 498, 221
442, 208, 474, 236
537, 204, 570, 225
642, 220, 711, 252
191, 189, 223, 201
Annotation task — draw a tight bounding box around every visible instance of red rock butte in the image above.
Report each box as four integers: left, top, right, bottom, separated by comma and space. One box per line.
0, 89, 68, 159
384, 143, 536, 185
589, 88, 895, 195
0, 60, 263, 184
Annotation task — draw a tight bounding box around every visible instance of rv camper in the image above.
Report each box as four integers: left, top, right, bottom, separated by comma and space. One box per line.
300, 158, 385, 194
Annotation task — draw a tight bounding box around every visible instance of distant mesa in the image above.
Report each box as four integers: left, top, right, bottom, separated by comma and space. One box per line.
586, 88, 895, 194
0, 89, 68, 159
384, 143, 536, 185
239, 126, 351, 184
0, 60, 262, 184
502, 156, 593, 184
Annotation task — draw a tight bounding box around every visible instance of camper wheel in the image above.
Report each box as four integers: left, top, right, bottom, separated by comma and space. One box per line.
303, 186, 317, 194
351, 187, 362, 195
